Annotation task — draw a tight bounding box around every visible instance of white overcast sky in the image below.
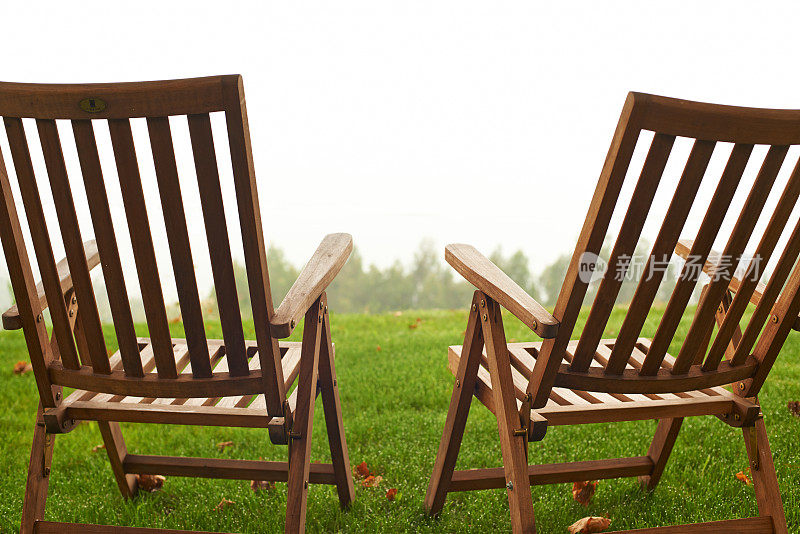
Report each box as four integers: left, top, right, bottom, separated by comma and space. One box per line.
2, 1, 800, 306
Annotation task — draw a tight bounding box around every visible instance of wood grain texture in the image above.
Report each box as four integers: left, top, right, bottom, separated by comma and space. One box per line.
445, 243, 558, 339
272, 233, 353, 338
1, 75, 355, 534
0, 76, 230, 119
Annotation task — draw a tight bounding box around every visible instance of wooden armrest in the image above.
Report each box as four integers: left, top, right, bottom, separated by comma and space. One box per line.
2, 240, 100, 330
675, 238, 800, 331
445, 243, 559, 338
270, 233, 353, 338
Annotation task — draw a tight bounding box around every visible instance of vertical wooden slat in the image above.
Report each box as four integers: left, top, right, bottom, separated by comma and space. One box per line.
107, 118, 176, 379
704, 151, 800, 371
641, 143, 754, 375
222, 75, 285, 418
186, 113, 248, 377
146, 116, 212, 378
0, 126, 58, 406
72, 119, 142, 377
36, 119, 110, 374
671, 144, 780, 374
571, 133, 676, 372
527, 93, 642, 408
605, 140, 716, 374
731, 206, 800, 371
3, 118, 80, 372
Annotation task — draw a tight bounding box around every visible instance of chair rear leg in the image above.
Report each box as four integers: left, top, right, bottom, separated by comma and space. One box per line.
638, 417, 683, 492
318, 303, 355, 508
286, 299, 323, 534
20, 405, 54, 534
743, 417, 788, 534
98, 421, 138, 500
425, 294, 484, 516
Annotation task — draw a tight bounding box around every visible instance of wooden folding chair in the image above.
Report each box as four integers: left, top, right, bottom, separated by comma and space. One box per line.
0, 75, 355, 534
425, 93, 800, 533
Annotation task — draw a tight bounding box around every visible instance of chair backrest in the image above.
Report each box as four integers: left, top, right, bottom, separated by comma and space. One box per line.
529, 92, 800, 407
0, 75, 286, 416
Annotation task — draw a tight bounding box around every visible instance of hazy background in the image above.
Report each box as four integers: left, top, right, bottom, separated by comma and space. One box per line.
2, 1, 800, 315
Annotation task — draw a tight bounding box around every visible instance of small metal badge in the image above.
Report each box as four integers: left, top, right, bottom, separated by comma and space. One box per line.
79, 97, 107, 113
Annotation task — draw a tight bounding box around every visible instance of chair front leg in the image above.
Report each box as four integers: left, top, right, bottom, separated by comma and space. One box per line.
425, 292, 484, 516
20, 405, 54, 534
481, 294, 537, 534
317, 294, 355, 508
285, 297, 323, 534
743, 417, 788, 534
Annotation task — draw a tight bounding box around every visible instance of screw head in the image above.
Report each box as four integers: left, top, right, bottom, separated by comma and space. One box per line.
290, 319, 296, 329
55, 391, 61, 401
472, 303, 477, 312
71, 296, 77, 305
36, 314, 42, 323
734, 413, 741, 421
506, 481, 514, 491
482, 314, 488, 322
456, 379, 461, 388
772, 314, 779, 323
320, 301, 324, 310
304, 481, 309, 489
739, 382, 746, 391
532, 320, 538, 330
318, 315, 322, 323
69, 310, 74, 317
324, 305, 328, 314
481, 300, 486, 308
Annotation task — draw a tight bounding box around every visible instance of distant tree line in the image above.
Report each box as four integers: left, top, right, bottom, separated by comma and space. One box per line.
1, 238, 695, 323
207, 238, 687, 316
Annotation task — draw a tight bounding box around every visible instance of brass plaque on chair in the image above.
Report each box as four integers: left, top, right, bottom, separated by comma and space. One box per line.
79, 97, 107, 113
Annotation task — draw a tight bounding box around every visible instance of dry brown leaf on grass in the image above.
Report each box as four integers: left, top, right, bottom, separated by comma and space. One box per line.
250, 480, 275, 492
91, 444, 106, 453
217, 441, 234, 451
567, 516, 611, 533
393, 311, 403, 317
572, 480, 598, 507
736, 471, 752, 486
214, 498, 235, 511
376, 345, 382, 352
361, 475, 383, 488
13, 361, 32, 374
355, 461, 370, 478
136, 474, 165, 492
788, 401, 800, 418
385, 488, 398, 501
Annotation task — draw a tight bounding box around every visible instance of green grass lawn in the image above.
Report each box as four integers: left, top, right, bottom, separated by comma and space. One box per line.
0, 307, 798, 533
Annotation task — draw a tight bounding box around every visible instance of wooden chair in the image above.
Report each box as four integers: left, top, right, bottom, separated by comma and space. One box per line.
425, 92, 800, 533
0, 75, 355, 534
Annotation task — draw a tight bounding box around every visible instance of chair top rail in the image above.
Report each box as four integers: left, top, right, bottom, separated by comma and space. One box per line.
0, 75, 235, 119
